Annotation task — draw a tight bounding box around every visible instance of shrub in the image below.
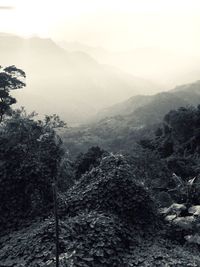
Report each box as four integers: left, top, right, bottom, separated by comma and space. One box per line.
74, 146, 106, 179
0, 108, 64, 230
61, 154, 159, 229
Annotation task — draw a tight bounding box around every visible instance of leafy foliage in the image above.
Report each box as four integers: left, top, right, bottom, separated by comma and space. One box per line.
0, 108, 65, 230
0, 153, 159, 267
0, 65, 26, 122
139, 106, 200, 206
167, 174, 200, 205
58, 211, 133, 267
57, 157, 75, 192
1, 206, 200, 267
127, 148, 171, 190
1, 69, 200, 266
61, 154, 159, 228
152, 106, 200, 160
74, 146, 107, 179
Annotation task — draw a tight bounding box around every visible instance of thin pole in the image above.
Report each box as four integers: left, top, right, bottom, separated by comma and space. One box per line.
52, 180, 59, 267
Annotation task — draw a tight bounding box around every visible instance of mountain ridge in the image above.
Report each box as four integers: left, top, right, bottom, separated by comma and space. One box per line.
61, 80, 200, 156
0, 33, 160, 124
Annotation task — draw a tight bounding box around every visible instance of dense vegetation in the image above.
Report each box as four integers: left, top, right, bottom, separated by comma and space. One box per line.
0, 65, 26, 122
61, 80, 200, 157
1, 67, 200, 266
0, 108, 66, 231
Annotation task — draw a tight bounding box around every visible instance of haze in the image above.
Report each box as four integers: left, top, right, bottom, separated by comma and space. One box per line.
0, 0, 200, 123
0, 0, 199, 51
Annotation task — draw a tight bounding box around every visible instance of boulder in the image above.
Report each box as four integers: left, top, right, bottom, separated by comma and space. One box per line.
188, 205, 200, 216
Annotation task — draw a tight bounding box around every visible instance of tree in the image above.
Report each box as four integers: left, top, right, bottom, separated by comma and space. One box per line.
0, 65, 26, 122
74, 146, 106, 179
0, 108, 65, 229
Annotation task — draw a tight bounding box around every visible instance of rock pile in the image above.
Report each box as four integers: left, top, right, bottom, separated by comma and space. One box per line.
160, 203, 200, 245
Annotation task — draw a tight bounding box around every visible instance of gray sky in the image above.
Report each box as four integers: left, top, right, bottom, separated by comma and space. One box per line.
0, 0, 199, 53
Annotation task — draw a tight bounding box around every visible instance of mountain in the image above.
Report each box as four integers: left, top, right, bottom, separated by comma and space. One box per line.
0, 33, 160, 124
60, 41, 200, 89
94, 80, 200, 124
58, 41, 108, 59
61, 80, 200, 156
93, 95, 153, 121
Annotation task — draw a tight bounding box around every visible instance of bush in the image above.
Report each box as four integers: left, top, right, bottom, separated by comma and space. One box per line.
0, 211, 133, 267
59, 211, 133, 267
74, 146, 106, 179
61, 154, 159, 229
0, 109, 64, 230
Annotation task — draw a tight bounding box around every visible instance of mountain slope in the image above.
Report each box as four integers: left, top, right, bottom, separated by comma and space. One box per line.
59, 41, 200, 89
61, 80, 200, 156
95, 81, 200, 125
0, 33, 159, 124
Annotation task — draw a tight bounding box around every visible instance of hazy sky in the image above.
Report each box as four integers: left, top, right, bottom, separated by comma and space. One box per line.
0, 0, 200, 53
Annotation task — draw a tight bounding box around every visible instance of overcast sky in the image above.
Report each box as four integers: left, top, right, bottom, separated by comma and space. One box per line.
0, 0, 199, 53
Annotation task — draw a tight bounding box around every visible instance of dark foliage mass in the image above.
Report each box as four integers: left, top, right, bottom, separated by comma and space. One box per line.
1, 214, 200, 267
1, 153, 200, 267
60, 155, 158, 226
0, 108, 64, 230
1, 66, 200, 266
74, 146, 107, 179
146, 106, 200, 163
0, 213, 131, 267
0, 65, 26, 122
61, 154, 159, 228
59, 211, 133, 267
139, 105, 200, 205
0, 152, 160, 267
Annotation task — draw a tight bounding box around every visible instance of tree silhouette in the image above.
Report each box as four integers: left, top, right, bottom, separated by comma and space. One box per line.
0, 65, 26, 122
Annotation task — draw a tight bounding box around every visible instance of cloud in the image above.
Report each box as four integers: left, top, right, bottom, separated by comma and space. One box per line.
0, 6, 14, 10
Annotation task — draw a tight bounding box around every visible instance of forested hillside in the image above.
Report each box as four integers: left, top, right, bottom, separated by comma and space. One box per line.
62, 80, 200, 157
1, 66, 200, 266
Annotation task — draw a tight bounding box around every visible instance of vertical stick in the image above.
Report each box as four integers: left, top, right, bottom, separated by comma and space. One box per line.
53, 181, 59, 267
